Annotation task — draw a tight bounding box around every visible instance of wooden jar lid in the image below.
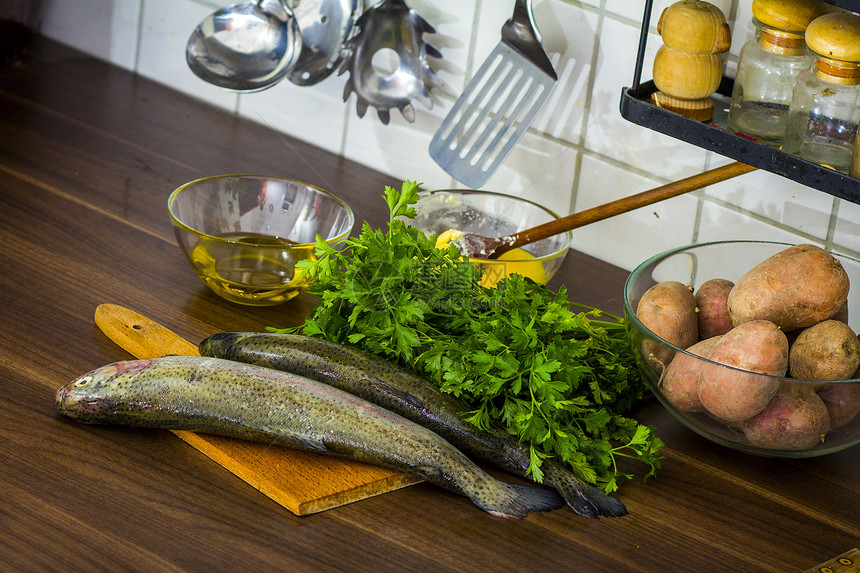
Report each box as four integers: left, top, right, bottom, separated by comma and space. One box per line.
806, 12, 860, 62
657, 0, 731, 54
759, 25, 808, 56
752, 0, 827, 33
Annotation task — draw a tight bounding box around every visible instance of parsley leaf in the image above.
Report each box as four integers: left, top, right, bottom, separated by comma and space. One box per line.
272, 181, 662, 492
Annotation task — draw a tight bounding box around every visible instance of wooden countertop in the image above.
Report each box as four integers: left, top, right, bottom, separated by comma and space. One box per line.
2, 38, 857, 572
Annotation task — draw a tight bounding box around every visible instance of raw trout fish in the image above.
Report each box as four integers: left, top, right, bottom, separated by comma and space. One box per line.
199, 332, 627, 518
55, 355, 564, 519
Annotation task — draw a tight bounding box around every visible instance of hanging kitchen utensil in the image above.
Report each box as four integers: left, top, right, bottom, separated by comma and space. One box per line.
287, 0, 364, 86
338, 0, 443, 124
186, 0, 301, 92
447, 161, 758, 259
429, 0, 557, 188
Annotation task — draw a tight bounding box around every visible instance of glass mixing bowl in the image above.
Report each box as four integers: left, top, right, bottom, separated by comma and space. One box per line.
168, 175, 354, 306
412, 190, 572, 287
624, 240, 860, 457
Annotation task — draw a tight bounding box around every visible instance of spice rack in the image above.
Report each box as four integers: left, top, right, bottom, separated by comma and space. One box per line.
619, 0, 860, 204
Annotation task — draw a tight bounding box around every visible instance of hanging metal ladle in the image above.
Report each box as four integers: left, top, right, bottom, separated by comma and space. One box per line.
186, 0, 302, 92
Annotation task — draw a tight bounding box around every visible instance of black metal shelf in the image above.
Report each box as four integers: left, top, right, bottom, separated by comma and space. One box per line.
619, 0, 860, 204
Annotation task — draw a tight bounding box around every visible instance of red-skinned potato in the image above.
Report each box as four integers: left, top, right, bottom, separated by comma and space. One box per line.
817, 379, 860, 429
636, 281, 698, 365
695, 278, 734, 339
661, 336, 722, 411
697, 320, 787, 422
727, 244, 849, 330
743, 385, 830, 450
788, 320, 860, 381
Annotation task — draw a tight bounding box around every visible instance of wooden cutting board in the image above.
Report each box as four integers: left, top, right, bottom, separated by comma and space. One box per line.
93, 303, 421, 516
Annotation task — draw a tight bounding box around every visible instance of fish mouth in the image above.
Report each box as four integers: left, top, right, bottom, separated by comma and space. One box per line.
54, 384, 104, 421
54, 384, 71, 413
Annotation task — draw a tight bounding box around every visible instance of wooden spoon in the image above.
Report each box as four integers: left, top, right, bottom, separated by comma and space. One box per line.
450, 161, 757, 259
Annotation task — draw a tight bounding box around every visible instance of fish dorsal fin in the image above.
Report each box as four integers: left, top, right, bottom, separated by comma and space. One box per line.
369, 376, 426, 410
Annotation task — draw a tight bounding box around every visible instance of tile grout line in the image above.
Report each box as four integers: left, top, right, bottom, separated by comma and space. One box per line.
133, 0, 146, 74
568, 0, 606, 216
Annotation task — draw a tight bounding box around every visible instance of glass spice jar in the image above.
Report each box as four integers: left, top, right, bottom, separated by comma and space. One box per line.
727, 0, 825, 147
850, 127, 860, 178
783, 12, 860, 173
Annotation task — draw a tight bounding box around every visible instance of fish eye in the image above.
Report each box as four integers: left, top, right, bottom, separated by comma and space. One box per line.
73, 376, 93, 388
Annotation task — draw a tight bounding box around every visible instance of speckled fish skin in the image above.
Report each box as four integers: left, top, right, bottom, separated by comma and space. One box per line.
55, 355, 564, 519
198, 332, 627, 518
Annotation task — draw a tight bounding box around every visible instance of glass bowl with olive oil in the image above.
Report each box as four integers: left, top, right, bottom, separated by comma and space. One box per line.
168, 175, 354, 305
412, 190, 571, 287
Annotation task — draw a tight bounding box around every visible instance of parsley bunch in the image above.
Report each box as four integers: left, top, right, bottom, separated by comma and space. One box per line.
277, 181, 662, 493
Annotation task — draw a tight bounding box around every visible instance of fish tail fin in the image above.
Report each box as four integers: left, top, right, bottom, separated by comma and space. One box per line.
542, 461, 627, 518
480, 483, 565, 519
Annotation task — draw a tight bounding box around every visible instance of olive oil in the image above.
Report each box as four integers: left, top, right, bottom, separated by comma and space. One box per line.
190, 232, 314, 305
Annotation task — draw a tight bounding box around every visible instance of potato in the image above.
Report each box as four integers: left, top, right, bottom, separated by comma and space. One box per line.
727, 244, 850, 330
817, 380, 860, 429
636, 281, 698, 365
789, 320, 860, 381
661, 336, 722, 412
743, 387, 830, 450
697, 320, 787, 422
695, 278, 734, 339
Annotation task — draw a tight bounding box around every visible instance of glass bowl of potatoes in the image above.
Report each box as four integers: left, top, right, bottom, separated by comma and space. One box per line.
623, 240, 860, 457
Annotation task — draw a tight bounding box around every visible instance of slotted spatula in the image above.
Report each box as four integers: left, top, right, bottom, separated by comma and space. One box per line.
429, 0, 557, 188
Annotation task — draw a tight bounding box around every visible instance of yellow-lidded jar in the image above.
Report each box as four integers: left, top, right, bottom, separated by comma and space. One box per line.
728, 0, 826, 146
752, 0, 827, 33
784, 12, 860, 173
805, 11, 860, 64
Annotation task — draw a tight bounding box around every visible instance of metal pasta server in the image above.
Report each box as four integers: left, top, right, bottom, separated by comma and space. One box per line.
338, 0, 443, 124
429, 0, 557, 188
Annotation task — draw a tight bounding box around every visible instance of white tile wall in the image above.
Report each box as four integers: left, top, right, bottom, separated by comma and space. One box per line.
39, 0, 141, 70
38, 0, 860, 271
571, 153, 701, 271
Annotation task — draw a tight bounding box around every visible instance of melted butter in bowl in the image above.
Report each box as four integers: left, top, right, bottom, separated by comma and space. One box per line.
434, 229, 547, 287
416, 191, 570, 288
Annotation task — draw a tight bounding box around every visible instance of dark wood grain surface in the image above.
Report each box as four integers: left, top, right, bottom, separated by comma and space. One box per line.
1, 38, 857, 573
